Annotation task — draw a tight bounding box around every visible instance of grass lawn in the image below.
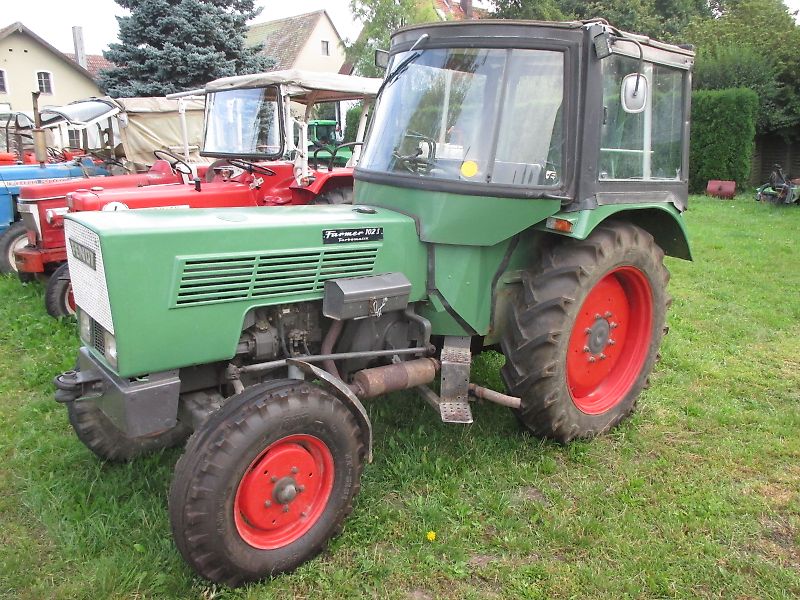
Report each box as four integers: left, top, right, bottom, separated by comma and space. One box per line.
0, 196, 798, 599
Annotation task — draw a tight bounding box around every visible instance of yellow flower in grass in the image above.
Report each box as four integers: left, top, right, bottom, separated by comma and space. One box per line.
426, 530, 436, 542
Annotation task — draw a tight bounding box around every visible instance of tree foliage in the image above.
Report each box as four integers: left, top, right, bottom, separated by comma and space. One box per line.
347, 0, 438, 76
688, 0, 800, 133
689, 88, 759, 191
99, 0, 274, 97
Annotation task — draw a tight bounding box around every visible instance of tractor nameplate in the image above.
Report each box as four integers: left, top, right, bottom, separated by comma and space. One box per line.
69, 239, 97, 270
322, 227, 383, 244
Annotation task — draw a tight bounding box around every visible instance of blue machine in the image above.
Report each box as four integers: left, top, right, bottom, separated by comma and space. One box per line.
0, 157, 109, 235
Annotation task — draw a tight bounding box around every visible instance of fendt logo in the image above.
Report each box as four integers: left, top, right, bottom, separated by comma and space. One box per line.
69, 239, 97, 270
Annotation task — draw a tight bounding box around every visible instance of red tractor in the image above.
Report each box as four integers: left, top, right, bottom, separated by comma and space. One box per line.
15, 71, 379, 317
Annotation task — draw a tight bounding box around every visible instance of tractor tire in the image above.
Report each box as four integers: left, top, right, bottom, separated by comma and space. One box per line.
500, 220, 670, 443
45, 263, 75, 318
0, 222, 28, 274
169, 380, 365, 587
67, 400, 191, 462
312, 186, 353, 205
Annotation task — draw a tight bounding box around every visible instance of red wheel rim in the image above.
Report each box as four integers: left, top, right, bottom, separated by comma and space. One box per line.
66, 283, 76, 315
234, 434, 334, 550
566, 266, 653, 415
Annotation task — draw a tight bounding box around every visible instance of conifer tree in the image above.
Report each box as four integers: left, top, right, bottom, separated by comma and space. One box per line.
99, 0, 274, 96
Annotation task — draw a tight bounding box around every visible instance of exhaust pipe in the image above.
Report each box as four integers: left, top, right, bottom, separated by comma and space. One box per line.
350, 358, 439, 399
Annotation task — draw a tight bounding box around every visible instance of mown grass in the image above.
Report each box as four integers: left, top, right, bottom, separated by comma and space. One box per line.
0, 195, 798, 599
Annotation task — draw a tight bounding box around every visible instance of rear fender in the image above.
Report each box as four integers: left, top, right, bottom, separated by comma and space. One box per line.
534, 203, 692, 260
291, 170, 354, 204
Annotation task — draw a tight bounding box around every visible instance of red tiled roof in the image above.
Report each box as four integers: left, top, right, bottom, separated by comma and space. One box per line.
247, 10, 335, 71
65, 53, 113, 79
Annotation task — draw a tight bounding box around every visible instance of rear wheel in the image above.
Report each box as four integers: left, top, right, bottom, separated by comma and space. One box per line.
67, 400, 190, 461
45, 262, 75, 318
0, 222, 28, 274
501, 221, 669, 443
169, 380, 365, 586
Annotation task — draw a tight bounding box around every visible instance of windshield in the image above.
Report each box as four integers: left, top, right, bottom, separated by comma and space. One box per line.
203, 86, 282, 158
360, 47, 565, 188
311, 123, 337, 145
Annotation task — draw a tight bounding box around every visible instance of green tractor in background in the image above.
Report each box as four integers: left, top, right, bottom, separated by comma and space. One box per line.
307, 119, 351, 168
55, 20, 693, 586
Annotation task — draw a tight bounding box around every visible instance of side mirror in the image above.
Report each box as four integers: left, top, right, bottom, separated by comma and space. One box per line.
621, 73, 648, 114
374, 49, 390, 70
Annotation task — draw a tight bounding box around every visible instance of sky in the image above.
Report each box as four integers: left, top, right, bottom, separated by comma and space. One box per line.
2, 0, 799, 56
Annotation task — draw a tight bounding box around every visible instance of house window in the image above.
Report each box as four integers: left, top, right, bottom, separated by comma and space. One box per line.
37, 71, 53, 94
321, 40, 330, 56
0, 70, 7, 94
68, 130, 82, 149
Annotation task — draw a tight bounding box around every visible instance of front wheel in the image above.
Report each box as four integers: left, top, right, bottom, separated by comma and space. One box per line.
67, 400, 190, 461
45, 262, 74, 318
0, 222, 28, 274
501, 221, 670, 443
169, 380, 365, 586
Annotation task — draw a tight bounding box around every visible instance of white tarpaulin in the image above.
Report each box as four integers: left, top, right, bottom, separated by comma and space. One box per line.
204, 69, 381, 103
115, 97, 207, 166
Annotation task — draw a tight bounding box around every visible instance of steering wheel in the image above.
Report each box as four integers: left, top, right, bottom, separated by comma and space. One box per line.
204, 158, 276, 182
324, 142, 363, 171
392, 149, 435, 174
153, 149, 192, 175
88, 150, 127, 170
47, 147, 66, 162
228, 158, 276, 177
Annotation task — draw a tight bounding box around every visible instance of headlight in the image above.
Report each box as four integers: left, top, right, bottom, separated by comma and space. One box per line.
78, 310, 91, 345
104, 330, 118, 368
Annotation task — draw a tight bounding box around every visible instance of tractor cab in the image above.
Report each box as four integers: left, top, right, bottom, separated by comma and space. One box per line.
196, 69, 379, 200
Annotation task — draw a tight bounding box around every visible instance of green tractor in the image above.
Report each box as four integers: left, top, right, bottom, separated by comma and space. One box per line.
55, 20, 693, 585
307, 119, 349, 167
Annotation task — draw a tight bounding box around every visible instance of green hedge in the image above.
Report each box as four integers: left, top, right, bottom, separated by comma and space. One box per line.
690, 88, 758, 192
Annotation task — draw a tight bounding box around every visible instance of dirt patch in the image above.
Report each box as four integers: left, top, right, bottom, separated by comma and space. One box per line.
517, 486, 551, 506
468, 554, 497, 569
753, 517, 800, 570
406, 590, 434, 600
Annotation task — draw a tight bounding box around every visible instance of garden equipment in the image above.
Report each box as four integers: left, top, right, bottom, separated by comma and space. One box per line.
54, 20, 693, 585
755, 164, 799, 205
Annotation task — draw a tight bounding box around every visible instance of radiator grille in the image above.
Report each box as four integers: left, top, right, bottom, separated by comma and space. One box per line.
173, 245, 380, 307
64, 220, 114, 334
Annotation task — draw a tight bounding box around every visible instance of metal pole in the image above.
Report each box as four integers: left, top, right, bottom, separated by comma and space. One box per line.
238, 346, 432, 375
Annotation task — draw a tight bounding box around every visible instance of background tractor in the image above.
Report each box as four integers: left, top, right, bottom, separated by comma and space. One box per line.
15, 71, 379, 317
55, 20, 693, 586
1, 95, 208, 275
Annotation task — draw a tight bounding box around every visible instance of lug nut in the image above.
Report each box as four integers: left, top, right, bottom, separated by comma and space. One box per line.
594, 314, 602, 320
264, 500, 272, 508
600, 353, 607, 360
301, 511, 308, 518
291, 467, 299, 474
583, 346, 590, 353
282, 505, 290, 513
588, 356, 596, 363
610, 322, 618, 329
270, 476, 278, 483
608, 339, 616, 346
585, 328, 592, 334
297, 485, 305, 493
604, 311, 612, 318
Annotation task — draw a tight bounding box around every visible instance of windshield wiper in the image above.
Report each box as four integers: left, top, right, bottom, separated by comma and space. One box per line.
376, 34, 429, 99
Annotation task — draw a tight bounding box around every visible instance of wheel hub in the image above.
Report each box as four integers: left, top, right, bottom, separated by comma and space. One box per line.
272, 476, 299, 504
587, 317, 611, 354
